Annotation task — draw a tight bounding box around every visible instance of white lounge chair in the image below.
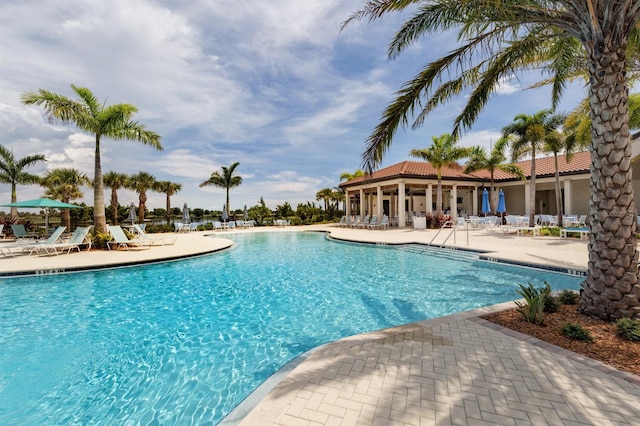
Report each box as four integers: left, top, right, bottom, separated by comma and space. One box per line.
369, 215, 389, 229
20, 226, 67, 256
107, 225, 151, 250
132, 224, 176, 246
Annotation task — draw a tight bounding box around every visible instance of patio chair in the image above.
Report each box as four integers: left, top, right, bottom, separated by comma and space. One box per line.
369, 215, 389, 230
189, 222, 199, 232
359, 215, 377, 229
107, 225, 151, 250
11, 224, 38, 239
40, 226, 93, 255
20, 226, 67, 256
132, 224, 176, 246
213, 221, 223, 231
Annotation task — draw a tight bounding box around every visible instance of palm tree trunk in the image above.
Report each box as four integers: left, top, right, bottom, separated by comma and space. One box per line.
139, 193, 146, 223
111, 189, 118, 225
63, 196, 71, 230
93, 135, 107, 233
581, 46, 640, 320
165, 194, 171, 225
10, 183, 17, 217
529, 148, 536, 227
554, 153, 563, 227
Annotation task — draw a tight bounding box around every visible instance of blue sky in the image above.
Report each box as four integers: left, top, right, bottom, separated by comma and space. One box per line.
0, 0, 587, 213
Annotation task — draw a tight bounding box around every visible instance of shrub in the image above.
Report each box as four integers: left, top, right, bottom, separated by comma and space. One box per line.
514, 282, 551, 324
616, 318, 640, 341
561, 322, 594, 342
558, 290, 578, 305
544, 295, 562, 313
91, 232, 112, 250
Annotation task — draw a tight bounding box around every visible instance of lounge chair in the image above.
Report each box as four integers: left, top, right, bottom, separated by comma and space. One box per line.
359, 215, 376, 229
34, 226, 93, 255
11, 224, 38, 239
107, 225, 152, 250
213, 221, 223, 231
20, 226, 67, 256
132, 224, 176, 246
369, 215, 389, 229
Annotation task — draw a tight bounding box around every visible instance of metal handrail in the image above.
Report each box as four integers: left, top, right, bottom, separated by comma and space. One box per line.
428, 220, 469, 247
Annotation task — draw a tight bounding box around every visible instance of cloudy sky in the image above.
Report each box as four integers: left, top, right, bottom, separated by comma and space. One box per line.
0, 0, 587, 213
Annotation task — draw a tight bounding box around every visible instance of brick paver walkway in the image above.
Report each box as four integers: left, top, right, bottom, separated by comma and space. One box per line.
238, 309, 640, 425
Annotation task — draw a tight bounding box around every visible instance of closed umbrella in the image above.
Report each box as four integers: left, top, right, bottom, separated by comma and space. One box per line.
243, 204, 248, 221
182, 203, 190, 224
481, 188, 490, 215
128, 202, 137, 225
497, 189, 506, 225
222, 205, 228, 222
1, 198, 81, 232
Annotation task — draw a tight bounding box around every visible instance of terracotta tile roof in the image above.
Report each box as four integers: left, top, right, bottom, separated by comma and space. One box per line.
339, 151, 592, 187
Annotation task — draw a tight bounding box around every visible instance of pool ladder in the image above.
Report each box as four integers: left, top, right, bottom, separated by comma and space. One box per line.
428, 220, 469, 248
396, 244, 476, 262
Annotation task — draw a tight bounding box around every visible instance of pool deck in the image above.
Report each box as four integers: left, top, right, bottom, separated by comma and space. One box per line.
3, 225, 640, 425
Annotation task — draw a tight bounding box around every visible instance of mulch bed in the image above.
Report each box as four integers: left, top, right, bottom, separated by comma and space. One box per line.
482, 304, 640, 376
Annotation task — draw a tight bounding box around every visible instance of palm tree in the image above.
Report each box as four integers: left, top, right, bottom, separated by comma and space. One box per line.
409, 134, 470, 217
199, 162, 242, 215
41, 168, 90, 230
344, 1, 640, 319
103, 171, 129, 225
503, 110, 566, 227
339, 169, 365, 182
21, 85, 162, 234
316, 188, 333, 211
154, 180, 182, 226
0, 145, 46, 217
128, 172, 156, 223
542, 125, 581, 228
464, 138, 525, 214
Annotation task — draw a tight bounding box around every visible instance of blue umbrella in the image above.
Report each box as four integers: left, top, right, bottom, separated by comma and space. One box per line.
497, 189, 506, 214
497, 189, 506, 225
481, 188, 490, 215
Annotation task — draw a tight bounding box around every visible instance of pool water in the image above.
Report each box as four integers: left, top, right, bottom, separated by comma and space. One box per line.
0, 232, 582, 425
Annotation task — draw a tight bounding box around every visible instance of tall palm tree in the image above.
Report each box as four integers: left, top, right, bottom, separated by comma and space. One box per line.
0, 145, 46, 217
409, 134, 470, 217
199, 162, 242, 215
344, 1, 640, 319
21, 85, 162, 234
128, 172, 156, 223
542, 125, 581, 228
316, 188, 333, 211
464, 138, 525, 214
41, 168, 89, 230
339, 169, 365, 182
103, 171, 129, 225
503, 110, 566, 227
154, 180, 182, 226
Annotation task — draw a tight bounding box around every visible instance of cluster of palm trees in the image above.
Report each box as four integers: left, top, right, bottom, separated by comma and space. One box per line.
344, 1, 640, 319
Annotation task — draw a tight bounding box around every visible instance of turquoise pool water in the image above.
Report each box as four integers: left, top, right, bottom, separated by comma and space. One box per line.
0, 232, 582, 425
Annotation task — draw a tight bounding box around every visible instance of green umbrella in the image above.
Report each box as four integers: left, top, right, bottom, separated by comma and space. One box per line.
1, 198, 81, 231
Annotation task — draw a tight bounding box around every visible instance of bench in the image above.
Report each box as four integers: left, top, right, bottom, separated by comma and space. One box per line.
560, 227, 590, 240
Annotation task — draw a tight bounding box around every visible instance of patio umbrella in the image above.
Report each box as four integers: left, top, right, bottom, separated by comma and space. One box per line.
481, 188, 490, 215
222, 205, 228, 222
1, 198, 81, 232
182, 203, 190, 223
243, 204, 248, 221
497, 189, 506, 225
128, 202, 137, 225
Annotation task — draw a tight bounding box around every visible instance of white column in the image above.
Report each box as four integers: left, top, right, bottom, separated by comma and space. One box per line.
472, 187, 478, 215
451, 185, 458, 220
376, 186, 383, 218
398, 182, 406, 227
359, 188, 365, 215
563, 180, 572, 215
345, 190, 350, 216
426, 184, 433, 215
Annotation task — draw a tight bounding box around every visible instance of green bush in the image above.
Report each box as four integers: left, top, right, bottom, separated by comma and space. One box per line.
91, 232, 112, 250
616, 318, 640, 341
558, 290, 578, 305
514, 282, 551, 324
561, 322, 594, 342
544, 295, 562, 313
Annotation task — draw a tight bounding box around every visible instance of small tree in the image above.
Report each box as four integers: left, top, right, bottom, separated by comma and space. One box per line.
154, 180, 182, 226
103, 171, 129, 225
128, 171, 156, 223
0, 145, 46, 217
41, 168, 90, 230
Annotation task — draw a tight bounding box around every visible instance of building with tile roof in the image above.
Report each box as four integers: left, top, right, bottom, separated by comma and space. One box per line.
339, 143, 640, 227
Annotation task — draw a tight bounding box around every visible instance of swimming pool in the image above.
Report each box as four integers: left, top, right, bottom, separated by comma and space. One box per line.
0, 231, 582, 425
